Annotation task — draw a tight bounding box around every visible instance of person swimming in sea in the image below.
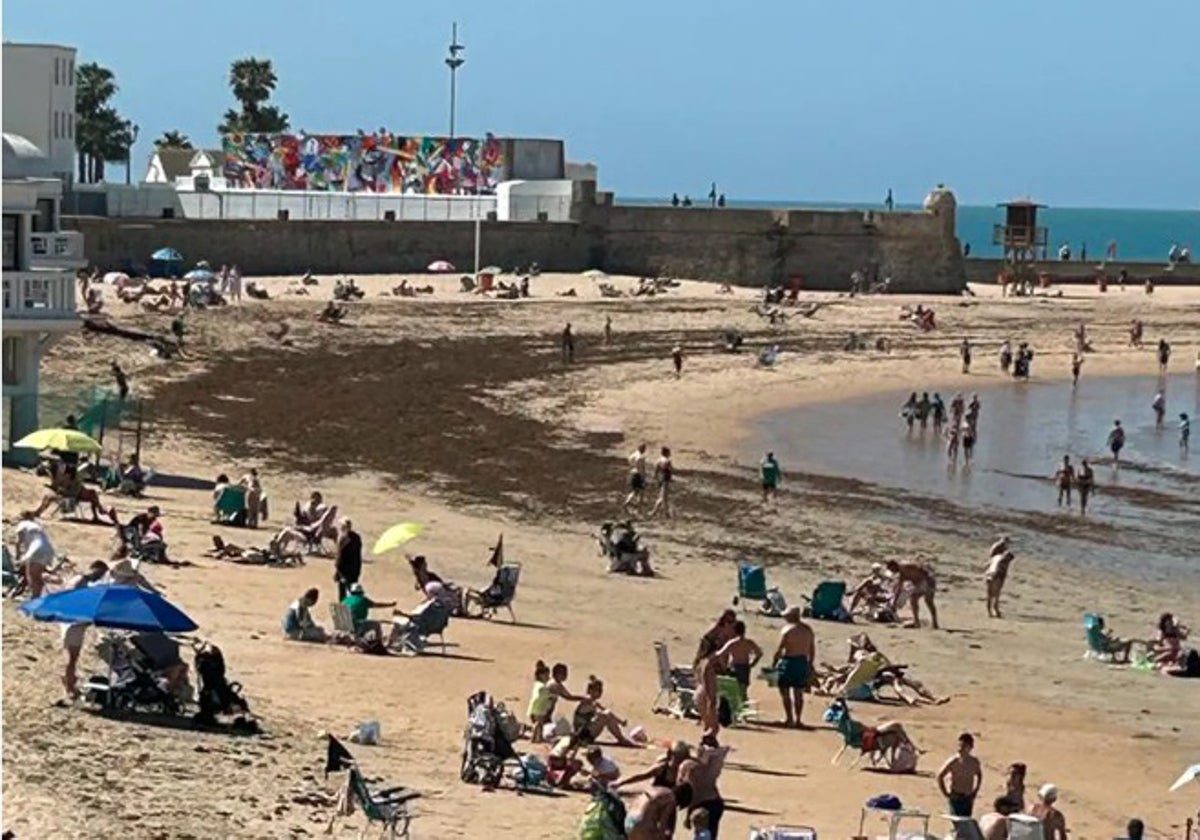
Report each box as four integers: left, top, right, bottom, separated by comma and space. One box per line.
772, 607, 815, 728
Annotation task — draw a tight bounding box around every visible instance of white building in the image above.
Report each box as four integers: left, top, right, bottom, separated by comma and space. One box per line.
2, 135, 85, 464
2, 42, 78, 184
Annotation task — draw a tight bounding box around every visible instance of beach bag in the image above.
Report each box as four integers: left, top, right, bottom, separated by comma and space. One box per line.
349, 720, 381, 745
891, 741, 918, 774
494, 703, 522, 743
866, 793, 902, 810
579, 787, 625, 840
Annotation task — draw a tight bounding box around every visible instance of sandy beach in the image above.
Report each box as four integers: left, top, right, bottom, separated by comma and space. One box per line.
3, 272, 1198, 840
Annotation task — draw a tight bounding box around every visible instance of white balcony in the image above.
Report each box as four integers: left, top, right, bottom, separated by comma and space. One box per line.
29, 230, 85, 269
2, 272, 78, 325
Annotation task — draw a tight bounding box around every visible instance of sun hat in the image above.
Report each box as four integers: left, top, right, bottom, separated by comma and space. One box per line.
349, 582, 364, 595
1039, 783, 1058, 802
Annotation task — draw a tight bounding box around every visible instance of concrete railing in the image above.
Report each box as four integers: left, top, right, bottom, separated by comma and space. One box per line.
2, 273, 78, 320
29, 231, 85, 269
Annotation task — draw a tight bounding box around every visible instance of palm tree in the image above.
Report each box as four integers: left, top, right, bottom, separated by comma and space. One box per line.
218, 57, 290, 135
155, 130, 193, 150
76, 62, 123, 182
229, 57, 277, 111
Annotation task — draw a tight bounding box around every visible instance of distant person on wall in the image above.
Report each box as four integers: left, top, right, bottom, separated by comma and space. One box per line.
885, 188, 894, 211
717, 194, 726, 208
1058, 242, 1071, 261
963, 242, 971, 257
1168, 243, 1180, 264
1106, 240, 1118, 261
709, 182, 718, 208
562, 323, 575, 364
682, 196, 693, 207
1080, 242, 1087, 262
671, 193, 680, 207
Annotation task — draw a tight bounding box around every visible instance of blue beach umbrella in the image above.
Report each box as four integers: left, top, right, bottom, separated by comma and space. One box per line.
151, 247, 183, 262
19, 584, 198, 633
184, 268, 216, 282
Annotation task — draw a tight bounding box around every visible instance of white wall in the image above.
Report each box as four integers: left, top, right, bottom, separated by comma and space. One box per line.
177, 189, 497, 221
495, 180, 573, 222
2, 43, 77, 183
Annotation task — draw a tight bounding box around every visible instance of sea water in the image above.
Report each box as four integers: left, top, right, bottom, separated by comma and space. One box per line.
620, 198, 1200, 262
752, 373, 1200, 583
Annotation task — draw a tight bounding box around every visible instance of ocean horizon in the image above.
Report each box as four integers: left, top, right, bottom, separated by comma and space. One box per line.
618, 197, 1199, 262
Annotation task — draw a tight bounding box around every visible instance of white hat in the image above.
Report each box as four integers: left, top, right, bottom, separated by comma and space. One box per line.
1039, 783, 1058, 802
349, 582, 364, 595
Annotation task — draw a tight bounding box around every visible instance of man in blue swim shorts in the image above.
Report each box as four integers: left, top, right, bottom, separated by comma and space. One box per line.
773, 606, 816, 728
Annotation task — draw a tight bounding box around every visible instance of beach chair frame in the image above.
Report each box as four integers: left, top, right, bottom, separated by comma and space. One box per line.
651, 642, 697, 718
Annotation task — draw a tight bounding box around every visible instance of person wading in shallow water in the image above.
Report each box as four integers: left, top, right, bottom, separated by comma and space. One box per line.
562, 323, 575, 364
1075, 458, 1095, 514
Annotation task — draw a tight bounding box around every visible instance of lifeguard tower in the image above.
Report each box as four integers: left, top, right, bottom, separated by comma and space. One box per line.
993, 199, 1047, 295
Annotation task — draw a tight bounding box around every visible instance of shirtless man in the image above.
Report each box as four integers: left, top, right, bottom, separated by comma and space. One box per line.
1054, 455, 1075, 508
624, 443, 649, 512
1031, 784, 1068, 840
985, 551, 1015, 618
886, 558, 940, 629
1107, 420, 1126, 465
773, 607, 816, 728
989, 534, 1010, 558
979, 797, 1021, 840
625, 782, 692, 840
679, 741, 729, 840
715, 621, 763, 699
937, 732, 983, 817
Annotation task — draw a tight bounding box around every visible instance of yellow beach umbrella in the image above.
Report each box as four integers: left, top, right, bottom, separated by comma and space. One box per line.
13, 427, 102, 454
373, 521, 425, 556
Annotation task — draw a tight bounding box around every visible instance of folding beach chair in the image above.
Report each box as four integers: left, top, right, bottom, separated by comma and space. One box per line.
326, 735, 421, 839
716, 674, 759, 726
651, 642, 697, 718
738, 561, 769, 601
330, 602, 357, 637
465, 563, 521, 622
388, 600, 450, 655
804, 580, 850, 622
212, 485, 247, 526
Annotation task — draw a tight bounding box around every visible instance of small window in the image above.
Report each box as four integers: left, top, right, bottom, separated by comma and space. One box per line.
69, 58, 75, 83
53, 112, 60, 139
54, 57, 60, 86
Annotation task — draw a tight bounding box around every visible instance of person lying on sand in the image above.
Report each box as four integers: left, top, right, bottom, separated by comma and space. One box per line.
205, 535, 300, 566
848, 563, 892, 616
815, 633, 949, 705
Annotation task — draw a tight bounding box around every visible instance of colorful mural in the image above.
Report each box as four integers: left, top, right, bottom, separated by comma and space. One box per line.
221, 132, 506, 194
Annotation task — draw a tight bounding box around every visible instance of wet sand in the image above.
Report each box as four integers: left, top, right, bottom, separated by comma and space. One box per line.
754, 372, 1200, 583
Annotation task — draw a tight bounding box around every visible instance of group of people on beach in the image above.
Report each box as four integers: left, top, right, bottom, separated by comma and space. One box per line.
900, 391, 982, 465
623, 444, 675, 519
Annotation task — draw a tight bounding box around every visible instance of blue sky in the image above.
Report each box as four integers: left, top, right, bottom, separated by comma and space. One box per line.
6, 0, 1199, 208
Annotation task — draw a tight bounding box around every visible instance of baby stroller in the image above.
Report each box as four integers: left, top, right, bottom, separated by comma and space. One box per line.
191, 640, 257, 732
597, 522, 653, 576
83, 633, 186, 715
460, 691, 528, 789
